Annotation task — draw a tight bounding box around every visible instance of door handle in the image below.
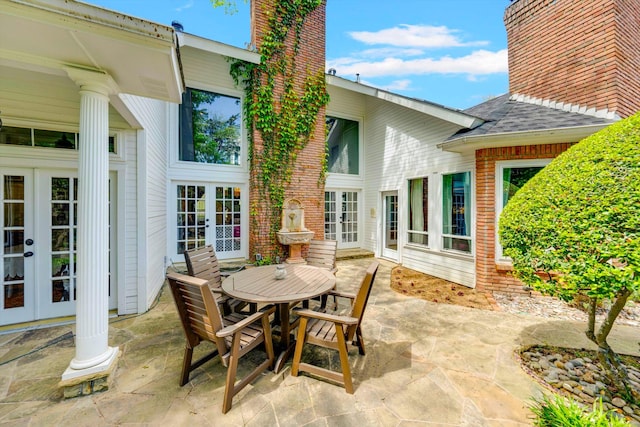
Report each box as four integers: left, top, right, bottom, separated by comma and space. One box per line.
24, 251, 34, 257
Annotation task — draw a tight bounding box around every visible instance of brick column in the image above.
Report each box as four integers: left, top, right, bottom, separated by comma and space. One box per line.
249, 1, 327, 259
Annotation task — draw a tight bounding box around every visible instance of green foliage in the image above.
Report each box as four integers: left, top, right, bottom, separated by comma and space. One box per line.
530, 395, 630, 427
210, 0, 246, 15
228, 0, 329, 250
499, 113, 640, 302
254, 256, 273, 266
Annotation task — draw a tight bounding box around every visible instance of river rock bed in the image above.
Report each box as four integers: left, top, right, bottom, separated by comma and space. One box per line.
520, 345, 640, 425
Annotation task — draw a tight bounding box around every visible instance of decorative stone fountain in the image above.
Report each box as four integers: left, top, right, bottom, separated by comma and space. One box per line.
276, 198, 314, 263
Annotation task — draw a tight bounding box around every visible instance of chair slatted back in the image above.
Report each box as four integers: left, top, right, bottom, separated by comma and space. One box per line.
345, 261, 379, 341
167, 272, 227, 351
184, 245, 223, 290
306, 239, 338, 272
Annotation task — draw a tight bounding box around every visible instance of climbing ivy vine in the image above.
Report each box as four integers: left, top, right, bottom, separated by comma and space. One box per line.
224, 0, 330, 252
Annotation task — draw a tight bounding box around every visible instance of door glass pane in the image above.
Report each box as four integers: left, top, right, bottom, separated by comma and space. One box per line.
385, 195, 398, 250
3, 203, 24, 227
4, 230, 24, 254
4, 176, 25, 199
4, 283, 24, 308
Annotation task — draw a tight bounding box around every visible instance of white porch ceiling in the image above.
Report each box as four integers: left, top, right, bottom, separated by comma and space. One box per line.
0, 0, 183, 104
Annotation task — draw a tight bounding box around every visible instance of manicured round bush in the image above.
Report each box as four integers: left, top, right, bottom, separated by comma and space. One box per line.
499, 112, 640, 302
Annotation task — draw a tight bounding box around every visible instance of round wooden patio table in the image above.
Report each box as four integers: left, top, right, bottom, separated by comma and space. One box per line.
221, 264, 335, 373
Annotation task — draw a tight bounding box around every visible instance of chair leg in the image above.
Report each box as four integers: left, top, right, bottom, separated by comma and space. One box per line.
335, 326, 354, 394
291, 318, 308, 377
222, 337, 242, 414
354, 326, 366, 355
180, 346, 194, 386
261, 315, 275, 369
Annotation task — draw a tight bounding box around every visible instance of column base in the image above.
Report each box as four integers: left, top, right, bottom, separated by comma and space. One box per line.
59, 347, 120, 398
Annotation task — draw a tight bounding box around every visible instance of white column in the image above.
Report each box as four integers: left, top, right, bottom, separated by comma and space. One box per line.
62, 68, 119, 381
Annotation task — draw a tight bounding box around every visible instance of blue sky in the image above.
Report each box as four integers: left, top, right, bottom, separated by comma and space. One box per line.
88, 0, 511, 110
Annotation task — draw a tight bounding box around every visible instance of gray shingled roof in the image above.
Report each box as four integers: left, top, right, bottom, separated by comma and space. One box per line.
447, 94, 614, 141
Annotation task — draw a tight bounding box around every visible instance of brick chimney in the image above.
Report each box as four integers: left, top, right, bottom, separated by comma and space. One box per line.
249, 1, 327, 258
504, 0, 640, 118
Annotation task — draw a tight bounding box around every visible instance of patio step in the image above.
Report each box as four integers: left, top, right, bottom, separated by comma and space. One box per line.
336, 248, 374, 261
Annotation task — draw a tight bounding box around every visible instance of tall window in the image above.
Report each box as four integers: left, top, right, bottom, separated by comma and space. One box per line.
179, 88, 241, 165
326, 116, 359, 174
408, 177, 428, 246
443, 172, 471, 253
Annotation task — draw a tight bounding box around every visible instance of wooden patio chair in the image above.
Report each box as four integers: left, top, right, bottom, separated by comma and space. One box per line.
290, 260, 379, 394
302, 239, 338, 309
306, 239, 338, 274
184, 245, 255, 314
167, 272, 275, 414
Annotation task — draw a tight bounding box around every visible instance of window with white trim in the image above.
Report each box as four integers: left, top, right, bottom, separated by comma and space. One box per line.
179, 88, 241, 165
442, 172, 472, 253
326, 116, 359, 175
407, 177, 428, 246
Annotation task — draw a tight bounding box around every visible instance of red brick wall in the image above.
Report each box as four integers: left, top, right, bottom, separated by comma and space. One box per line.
504, 0, 640, 118
249, 1, 327, 259
475, 143, 573, 294
614, 0, 640, 117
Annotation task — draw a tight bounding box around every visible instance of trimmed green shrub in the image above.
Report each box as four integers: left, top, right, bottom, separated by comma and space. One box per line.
499, 112, 640, 402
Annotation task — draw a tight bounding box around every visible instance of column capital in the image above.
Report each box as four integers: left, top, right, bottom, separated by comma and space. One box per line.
64, 66, 119, 96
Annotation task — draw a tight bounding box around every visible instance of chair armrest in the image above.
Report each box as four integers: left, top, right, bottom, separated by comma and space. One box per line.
293, 308, 358, 325
219, 264, 248, 277
217, 305, 276, 338
326, 289, 356, 300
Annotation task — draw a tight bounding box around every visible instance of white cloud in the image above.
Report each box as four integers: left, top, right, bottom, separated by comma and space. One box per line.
349, 24, 489, 49
382, 79, 413, 91
175, 0, 194, 12
327, 49, 508, 79
359, 47, 425, 59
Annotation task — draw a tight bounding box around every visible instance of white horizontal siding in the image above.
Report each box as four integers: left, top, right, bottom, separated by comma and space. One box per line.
120, 94, 170, 312
327, 86, 367, 117
122, 130, 139, 313
180, 46, 240, 91
402, 247, 475, 288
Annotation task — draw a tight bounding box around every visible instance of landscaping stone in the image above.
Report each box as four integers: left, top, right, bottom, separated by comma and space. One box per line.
519, 345, 640, 424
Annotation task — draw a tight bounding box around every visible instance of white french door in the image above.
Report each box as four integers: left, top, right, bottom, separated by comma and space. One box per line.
1, 168, 116, 326
1, 170, 35, 324
172, 183, 245, 262
324, 190, 360, 249
382, 191, 399, 260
